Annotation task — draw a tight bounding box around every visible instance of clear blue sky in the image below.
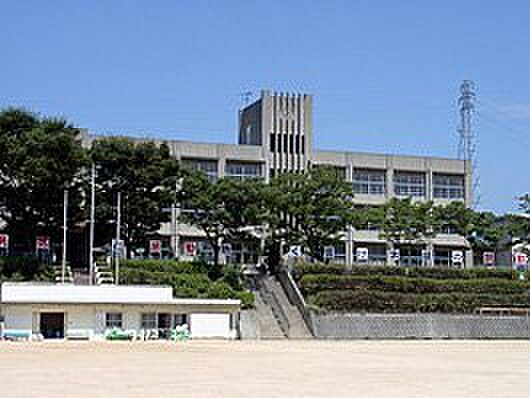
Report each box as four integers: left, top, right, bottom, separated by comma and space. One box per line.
1, 1, 529, 213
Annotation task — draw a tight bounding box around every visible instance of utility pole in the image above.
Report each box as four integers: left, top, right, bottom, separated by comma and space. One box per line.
457, 80, 478, 207
115, 191, 121, 285
62, 189, 68, 284
89, 163, 96, 285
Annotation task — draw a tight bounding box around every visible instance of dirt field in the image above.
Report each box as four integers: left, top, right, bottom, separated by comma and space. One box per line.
0, 340, 529, 397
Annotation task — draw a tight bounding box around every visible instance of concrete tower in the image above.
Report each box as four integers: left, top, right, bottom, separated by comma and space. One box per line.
239, 91, 313, 178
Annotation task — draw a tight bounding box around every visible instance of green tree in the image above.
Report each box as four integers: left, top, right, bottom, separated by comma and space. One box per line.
90, 137, 179, 253
266, 165, 355, 262
178, 169, 267, 277
0, 108, 86, 252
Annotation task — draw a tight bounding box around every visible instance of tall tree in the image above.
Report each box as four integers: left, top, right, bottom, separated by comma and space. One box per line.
178, 169, 267, 277
266, 165, 355, 262
90, 137, 179, 253
378, 198, 436, 246
0, 108, 86, 253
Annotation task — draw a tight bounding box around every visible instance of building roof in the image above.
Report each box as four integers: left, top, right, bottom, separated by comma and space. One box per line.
0, 283, 240, 307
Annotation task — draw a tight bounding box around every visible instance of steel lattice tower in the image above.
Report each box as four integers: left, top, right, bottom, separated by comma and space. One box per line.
457, 80, 478, 207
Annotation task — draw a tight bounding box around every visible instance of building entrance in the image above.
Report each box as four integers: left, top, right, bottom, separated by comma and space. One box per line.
40, 312, 65, 339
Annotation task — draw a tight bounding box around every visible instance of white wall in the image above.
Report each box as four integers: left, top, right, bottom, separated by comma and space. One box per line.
2, 304, 238, 339
190, 313, 232, 338
3, 306, 33, 330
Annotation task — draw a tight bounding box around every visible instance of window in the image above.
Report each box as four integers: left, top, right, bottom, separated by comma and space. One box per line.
270, 133, 276, 152
227, 242, 258, 265
323, 243, 346, 264
353, 169, 386, 195
225, 162, 263, 181
174, 314, 188, 326
396, 246, 423, 267
105, 313, 123, 329
433, 174, 465, 199
354, 244, 386, 264
140, 313, 157, 329
394, 171, 426, 197
182, 159, 218, 181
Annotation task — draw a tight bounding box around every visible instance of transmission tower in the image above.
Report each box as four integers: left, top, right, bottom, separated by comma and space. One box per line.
457, 80, 479, 207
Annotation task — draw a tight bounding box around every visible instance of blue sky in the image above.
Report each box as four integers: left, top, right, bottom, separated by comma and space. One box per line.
1, 1, 529, 213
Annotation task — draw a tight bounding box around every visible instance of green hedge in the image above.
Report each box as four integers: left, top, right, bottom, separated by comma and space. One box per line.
119, 260, 255, 309
0, 256, 54, 281
120, 259, 208, 274
300, 274, 530, 297
312, 290, 530, 314
293, 263, 517, 282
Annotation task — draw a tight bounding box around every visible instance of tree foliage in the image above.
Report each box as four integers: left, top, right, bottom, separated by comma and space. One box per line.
266, 165, 355, 262
0, 108, 86, 251
178, 169, 267, 275
90, 137, 179, 252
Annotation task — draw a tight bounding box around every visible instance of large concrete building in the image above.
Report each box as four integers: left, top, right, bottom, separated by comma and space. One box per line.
86, 90, 472, 268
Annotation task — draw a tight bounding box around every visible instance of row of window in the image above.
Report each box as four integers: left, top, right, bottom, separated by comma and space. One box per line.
182, 159, 263, 181
352, 170, 465, 199
181, 160, 465, 199
105, 312, 188, 330
322, 244, 466, 267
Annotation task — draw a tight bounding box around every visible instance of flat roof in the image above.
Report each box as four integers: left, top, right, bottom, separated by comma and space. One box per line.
0, 283, 240, 307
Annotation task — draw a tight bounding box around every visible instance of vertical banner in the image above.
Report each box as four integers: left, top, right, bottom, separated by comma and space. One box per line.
36, 236, 50, 251
356, 247, 369, 262
149, 239, 162, 255
0, 234, 8, 256
483, 252, 495, 266
451, 250, 464, 267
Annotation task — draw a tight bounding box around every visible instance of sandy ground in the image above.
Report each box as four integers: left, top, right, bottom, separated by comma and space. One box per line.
0, 340, 529, 398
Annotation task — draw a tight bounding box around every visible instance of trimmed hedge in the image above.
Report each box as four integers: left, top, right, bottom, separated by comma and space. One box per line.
300, 274, 530, 297
0, 256, 55, 281
120, 259, 208, 274
312, 290, 530, 314
293, 263, 517, 282
119, 260, 255, 309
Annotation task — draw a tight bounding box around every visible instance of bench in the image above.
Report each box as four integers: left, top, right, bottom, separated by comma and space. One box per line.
66, 329, 93, 340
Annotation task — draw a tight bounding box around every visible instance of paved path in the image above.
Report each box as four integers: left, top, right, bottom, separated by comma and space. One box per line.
0, 340, 529, 397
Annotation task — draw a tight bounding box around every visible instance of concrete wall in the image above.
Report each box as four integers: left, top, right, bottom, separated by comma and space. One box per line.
239, 310, 259, 340
309, 313, 530, 339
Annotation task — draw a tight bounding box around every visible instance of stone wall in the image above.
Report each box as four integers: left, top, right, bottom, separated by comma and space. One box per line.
310, 313, 530, 339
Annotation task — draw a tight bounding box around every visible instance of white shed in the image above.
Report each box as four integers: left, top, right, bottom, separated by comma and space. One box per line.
0, 283, 240, 340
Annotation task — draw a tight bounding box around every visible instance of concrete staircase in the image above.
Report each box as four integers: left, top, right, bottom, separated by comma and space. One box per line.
254, 289, 286, 339
261, 275, 313, 339
53, 265, 73, 284
94, 262, 114, 285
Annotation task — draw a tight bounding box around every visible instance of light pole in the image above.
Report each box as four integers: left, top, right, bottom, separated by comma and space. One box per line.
115, 191, 122, 285
89, 163, 96, 285
62, 189, 68, 284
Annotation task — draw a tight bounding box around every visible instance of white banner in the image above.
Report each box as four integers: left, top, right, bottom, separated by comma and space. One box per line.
356, 247, 369, 261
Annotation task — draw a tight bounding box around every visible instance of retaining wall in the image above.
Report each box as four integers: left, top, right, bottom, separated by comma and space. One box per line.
310, 313, 530, 339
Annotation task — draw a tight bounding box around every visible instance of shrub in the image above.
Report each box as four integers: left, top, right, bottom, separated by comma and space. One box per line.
237, 291, 256, 309
1, 256, 48, 280
206, 281, 236, 299
293, 263, 517, 281
312, 290, 530, 314
299, 274, 530, 297
120, 259, 208, 274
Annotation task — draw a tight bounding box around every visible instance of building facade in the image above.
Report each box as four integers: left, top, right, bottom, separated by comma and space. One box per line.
87, 90, 473, 268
